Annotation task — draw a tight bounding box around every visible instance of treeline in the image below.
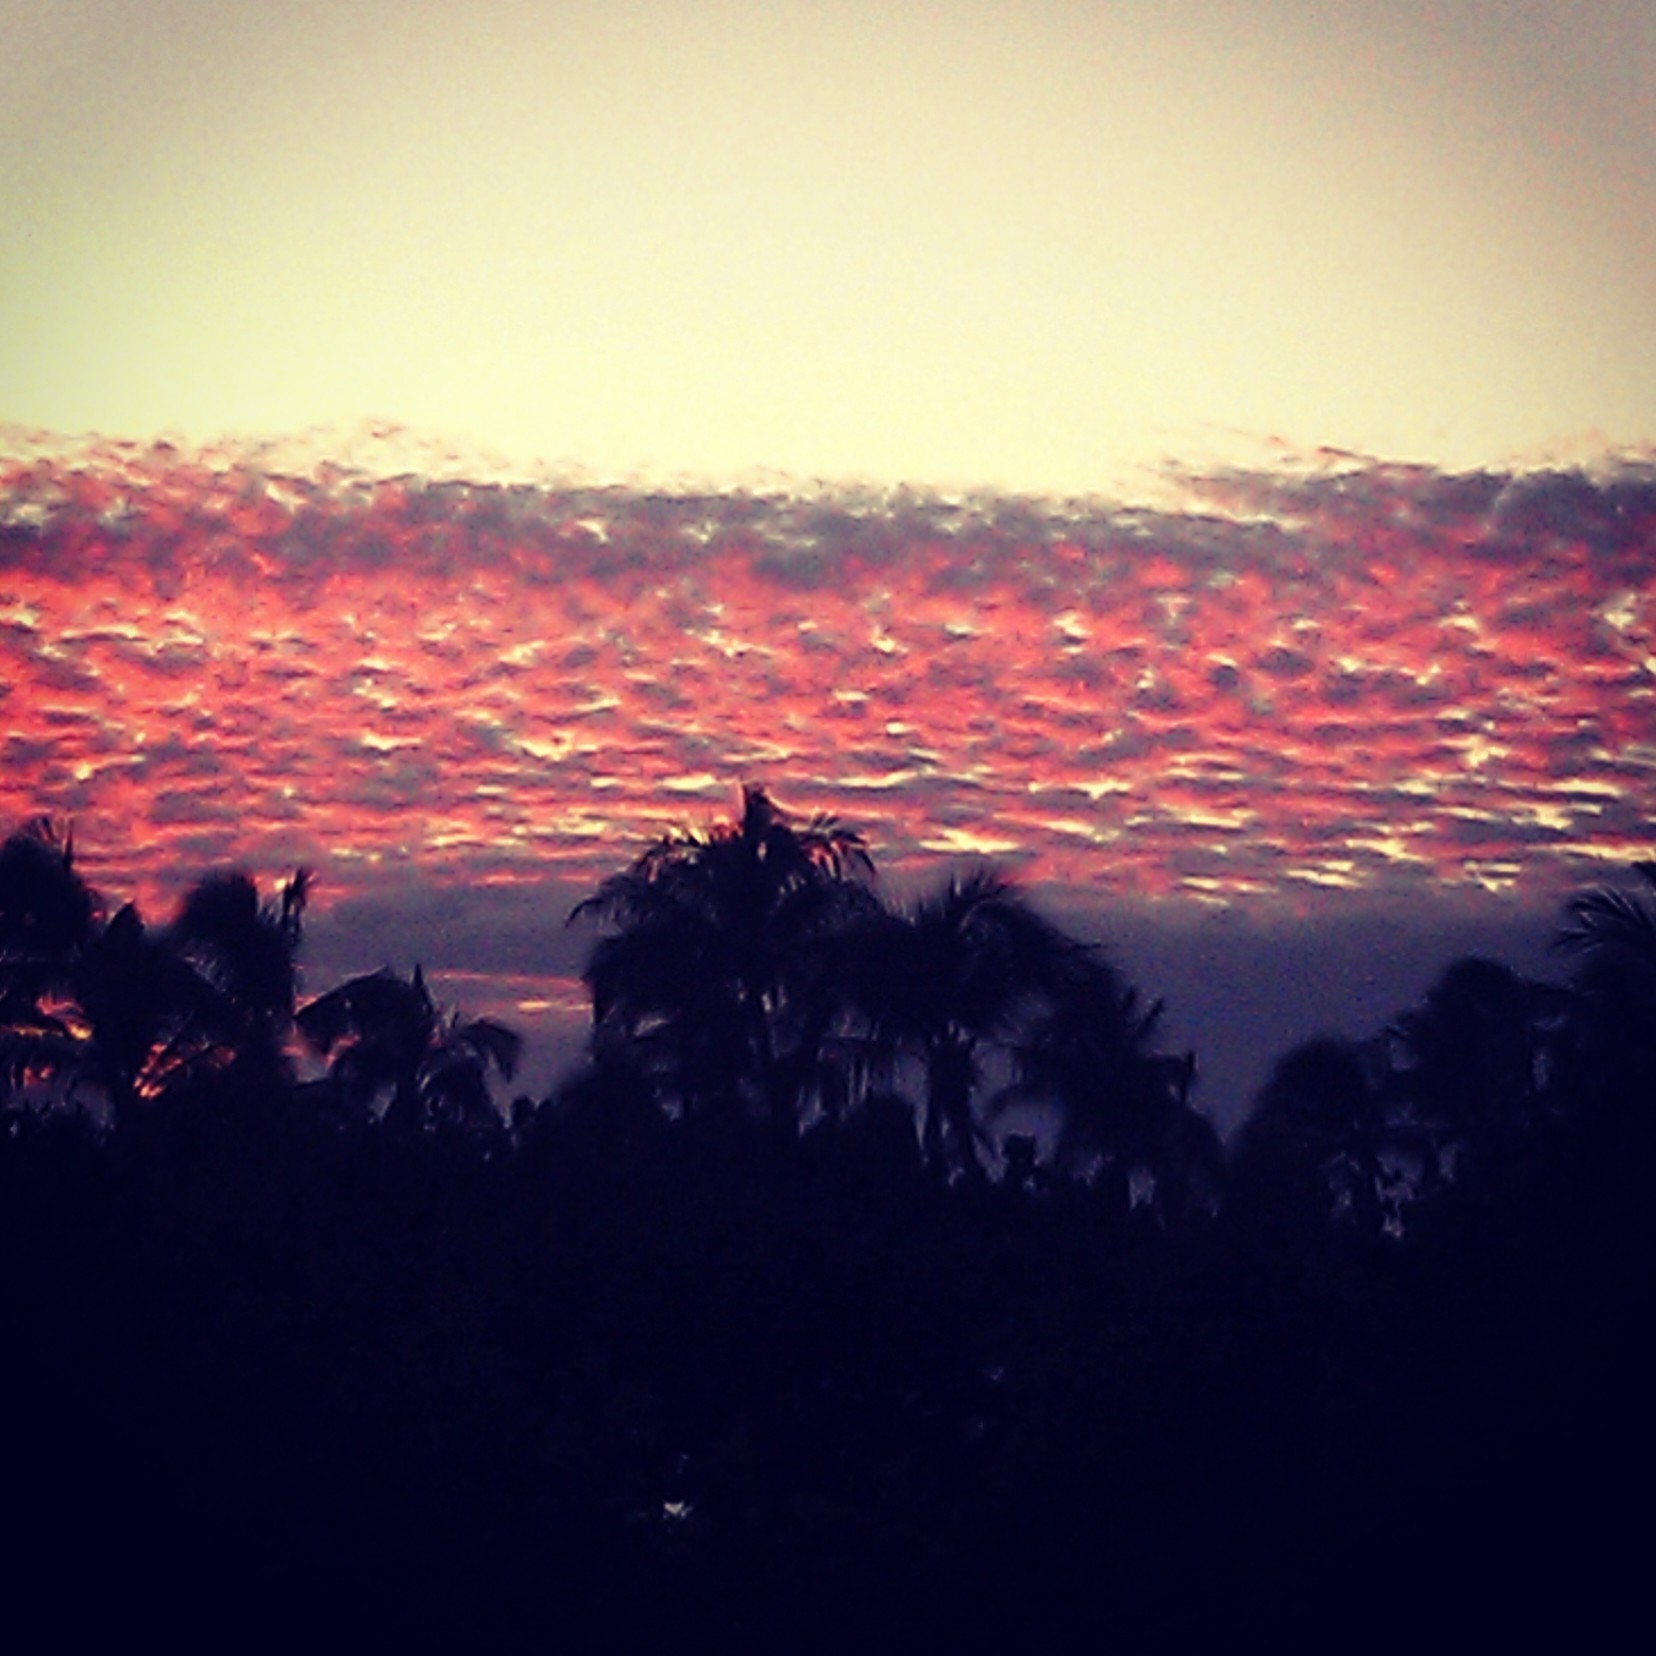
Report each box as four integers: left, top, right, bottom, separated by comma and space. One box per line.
2, 796, 1651, 1646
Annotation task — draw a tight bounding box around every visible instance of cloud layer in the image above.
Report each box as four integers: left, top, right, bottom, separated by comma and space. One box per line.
3, 437, 1653, 929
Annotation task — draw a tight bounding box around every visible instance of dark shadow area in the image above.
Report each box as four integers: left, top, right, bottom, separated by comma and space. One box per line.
2, 808, 1650, 1647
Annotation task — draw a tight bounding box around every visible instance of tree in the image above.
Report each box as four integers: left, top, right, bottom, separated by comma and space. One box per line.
569, 784, 877, 1135
0, 822, 226, 1118
70, 899, 246, 1119
1231, 1035, 1391, 1235
1554, 860, 1656, 1093
0, 819, 97, 1104
1386, 956, 1556, 1188
168, 868, 310, 1095
1, 823, 324, 1118
999, 951, 1217, 1220
1557, 860, 1656, 991
296, 966, 521, 1133
0, 818, 97, 967
848, 870, 1079, 1179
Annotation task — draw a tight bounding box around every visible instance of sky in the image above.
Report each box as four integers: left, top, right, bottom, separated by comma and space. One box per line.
2, 447, 1651, 1119
3, 2, 1654, 1121
3, 0, 1654, 494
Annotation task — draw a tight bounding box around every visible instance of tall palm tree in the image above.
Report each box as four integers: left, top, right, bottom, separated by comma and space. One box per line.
849, 870, 1079, 1179
70, 901, 219, 1118
569, 784, 877, 1134
296, 966, 521, 1133
1557, 861, 1656, 988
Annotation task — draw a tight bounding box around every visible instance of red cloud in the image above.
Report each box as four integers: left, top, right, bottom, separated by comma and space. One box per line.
3, 441, 1652, 918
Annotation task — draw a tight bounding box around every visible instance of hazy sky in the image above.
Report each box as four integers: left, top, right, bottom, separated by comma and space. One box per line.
5, 0, 1654, 494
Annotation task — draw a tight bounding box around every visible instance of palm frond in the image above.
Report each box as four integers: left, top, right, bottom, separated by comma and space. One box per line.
449, 1015, 523, 1080
1556, 882, 1656, 965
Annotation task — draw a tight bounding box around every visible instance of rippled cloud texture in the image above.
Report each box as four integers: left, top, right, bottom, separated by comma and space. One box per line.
6, 432, 1653, 909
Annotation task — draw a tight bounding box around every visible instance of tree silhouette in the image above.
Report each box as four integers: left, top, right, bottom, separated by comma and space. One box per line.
297, 965, 521, 1132
848, 870, 1078, 1178
0, 820, 98, 1103
0, 818, 97, 964
169, 868, 310, 1095
1231, 1034, 1391, 1235
0, 822, 254, 1118
569, 784, 876, 1135
69, 901, 231, 1119
999, 952, 1216, 1221
5, 809, 1649, 1644
1554, 860, 1656, 1094
1557, 860, 1656, 988
1386, 955, 1556, 1190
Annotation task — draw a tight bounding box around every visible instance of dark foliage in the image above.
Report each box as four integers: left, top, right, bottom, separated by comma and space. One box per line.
297, 964, 521, 1133
2, 810, 1650, 1648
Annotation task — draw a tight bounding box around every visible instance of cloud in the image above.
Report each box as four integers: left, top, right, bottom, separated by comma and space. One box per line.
2, 435, 1652, 926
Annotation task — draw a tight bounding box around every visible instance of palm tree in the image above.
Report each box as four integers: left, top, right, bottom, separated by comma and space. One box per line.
999, 952, 1217, 1220
1555, 861, 1656, 1068
1231, 1035, 1392, 1235
0, 819, 98, 1105
0, 984, 80, 1104
1386, 956, 1556, 1188
1557, 861, 1656, 986
569, 784, 877, 1134
0, 822, 216, 1118
296, 965, 521, 1133
3, 825, 315, 1118
849, 870, 1079, 1179
168, 867, 310, 1095
69, 901, 230, 1120
0, 818, 98, 967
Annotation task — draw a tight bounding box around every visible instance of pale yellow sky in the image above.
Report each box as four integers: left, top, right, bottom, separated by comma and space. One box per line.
3, 0, 1653, 495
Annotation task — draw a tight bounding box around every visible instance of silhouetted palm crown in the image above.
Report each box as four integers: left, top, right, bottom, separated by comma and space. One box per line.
297, 964, 521, 1132
0, 824, 312, 1113
0, 818, 97, 968
850, 870, 1079, 1175
570, 784, 875, 1127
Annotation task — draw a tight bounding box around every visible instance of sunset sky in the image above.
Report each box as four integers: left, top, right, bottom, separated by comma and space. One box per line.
4, 1, 1653, 493
3, 2, 1654, 1119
